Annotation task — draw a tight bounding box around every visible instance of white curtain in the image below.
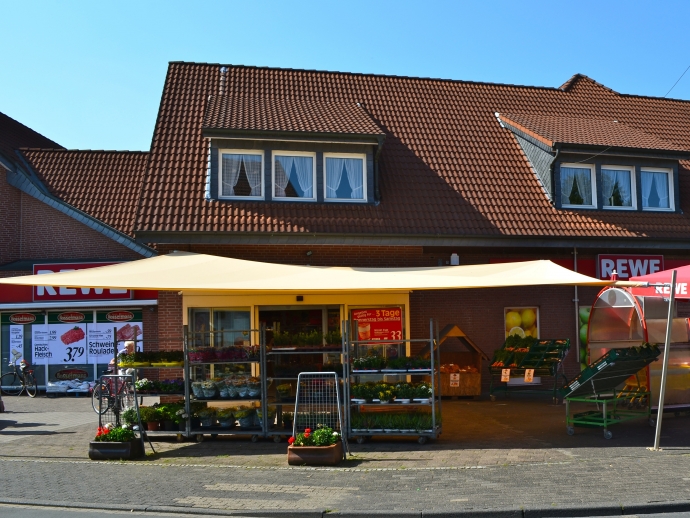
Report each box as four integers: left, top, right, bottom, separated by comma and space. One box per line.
641, 171, 654, 208
346, 158, 364, 199
244, 155, 262, 197
293, 156, 313, 198
560, 167, 577, 205
326, 158, 346, 199
221, 154, 243, 196
601, 169, 632, 207
654, 171, 670, 208
574, 168, 592, 205
274, 156, 292, 198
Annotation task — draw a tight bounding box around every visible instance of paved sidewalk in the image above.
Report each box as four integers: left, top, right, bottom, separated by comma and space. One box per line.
1, 395, 690, 516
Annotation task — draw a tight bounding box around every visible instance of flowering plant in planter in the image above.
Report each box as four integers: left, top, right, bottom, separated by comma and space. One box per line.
155, 379, 184, 394
94, 424, 135, 442
135, 378, 155, 393
288, 425, 340, 447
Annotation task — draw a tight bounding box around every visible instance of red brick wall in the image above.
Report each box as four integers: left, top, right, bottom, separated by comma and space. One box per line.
0, 168, 21, 265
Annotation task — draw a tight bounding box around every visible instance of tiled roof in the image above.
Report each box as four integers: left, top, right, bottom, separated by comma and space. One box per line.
20, 149, 149, 236
203, 95, 383, 136
499, 113, 686, 152
0, 111, 62, 164
136, 64, 690, 240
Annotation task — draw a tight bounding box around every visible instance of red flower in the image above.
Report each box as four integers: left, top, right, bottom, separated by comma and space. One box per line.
288, 437, 295, 444
95, 426, 110, 438
305, 428, 311, 433
304, 432, 311, 438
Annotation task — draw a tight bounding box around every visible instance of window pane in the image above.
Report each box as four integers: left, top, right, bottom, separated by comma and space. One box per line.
641, 171, 670, 209
326, 157, 364, 200
560, 166, 592, 206
213, 310, 251, 347
274, 155, 314, 199
221, 153, 262, 197
601, 168, 632, 207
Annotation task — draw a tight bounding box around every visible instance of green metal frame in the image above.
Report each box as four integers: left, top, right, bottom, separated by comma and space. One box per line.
565, 388, 652, 440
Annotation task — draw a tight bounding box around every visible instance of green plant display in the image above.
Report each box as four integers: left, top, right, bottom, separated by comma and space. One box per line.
138, 406, 161, 423
94, 425, 135, 442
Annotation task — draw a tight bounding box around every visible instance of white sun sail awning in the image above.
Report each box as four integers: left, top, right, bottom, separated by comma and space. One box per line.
0, 251, 632, 294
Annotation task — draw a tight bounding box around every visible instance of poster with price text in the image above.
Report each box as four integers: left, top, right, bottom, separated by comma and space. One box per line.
32, 311, 90, 365
9, 325, 25, 364
88, 311, 143, 363
350, 307, 403, 342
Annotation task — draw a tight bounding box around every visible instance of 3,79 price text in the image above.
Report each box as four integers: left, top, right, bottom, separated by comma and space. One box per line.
63, 347, 85, 363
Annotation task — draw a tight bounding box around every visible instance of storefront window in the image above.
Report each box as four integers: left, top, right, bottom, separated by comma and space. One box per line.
213, 310, 251, 347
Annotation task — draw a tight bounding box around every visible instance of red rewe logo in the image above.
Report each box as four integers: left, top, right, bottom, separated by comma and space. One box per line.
106, 311, 134, 322
9, 313, 37, 325
58, 312, 85, 323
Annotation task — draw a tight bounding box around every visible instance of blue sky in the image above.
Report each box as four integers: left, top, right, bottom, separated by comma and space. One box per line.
2, 1, 689, 150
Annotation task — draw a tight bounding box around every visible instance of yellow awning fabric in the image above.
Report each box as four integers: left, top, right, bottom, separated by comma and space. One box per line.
0, 251, 631, 294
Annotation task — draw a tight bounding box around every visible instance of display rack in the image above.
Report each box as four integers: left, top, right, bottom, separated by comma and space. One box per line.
344, 319, 441, 445
488, 338, 570, 402
560, 344, 660, 439
183, 326, 266, 442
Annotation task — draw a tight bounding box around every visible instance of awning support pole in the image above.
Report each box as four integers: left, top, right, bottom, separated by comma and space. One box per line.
652, 269, 676, 451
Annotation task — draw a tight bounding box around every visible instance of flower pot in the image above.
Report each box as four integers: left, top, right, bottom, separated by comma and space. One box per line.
200, 417, 214, 427
238, 416, 254, 429
178, 421, 187, 432
162, 420, 177, 431
146, 421, 160, 431
89, 438, 144, 460
287, 441, 343, 466
191, 385, 204, 398
218, 419, 235, 429
283, 421, 293, 430
202, 388, 216, 398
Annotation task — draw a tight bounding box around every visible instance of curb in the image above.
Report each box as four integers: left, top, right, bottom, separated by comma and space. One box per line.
3, 498, 690, 517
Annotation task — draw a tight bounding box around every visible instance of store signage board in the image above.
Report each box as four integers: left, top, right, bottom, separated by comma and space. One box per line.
32, 312, 93, 365
597, 255, 664, 280
88, 311, 143, 363
32, 262, 132, 301
351, 307, 403, 342
501, 369, 510, 382
450, 373, 460, 387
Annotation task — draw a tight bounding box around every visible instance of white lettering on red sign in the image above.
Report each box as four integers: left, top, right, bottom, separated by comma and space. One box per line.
598, 255, 664, 280
654, 283, 689, 296
32, 263, 131, 302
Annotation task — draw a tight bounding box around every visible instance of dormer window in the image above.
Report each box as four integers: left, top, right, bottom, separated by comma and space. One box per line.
324, 153, 366, 202
272, 152, 316, 201
219, 150, 263, 200
560, 164, 595, 208
601, 166, 635, 209
641, 168, 673, 211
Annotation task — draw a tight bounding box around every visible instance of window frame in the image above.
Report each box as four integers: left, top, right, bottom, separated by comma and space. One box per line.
600, 164, 637, 210
323, 152, 368, 203
560, 163, 597, 209
271, 150, 317, 202
640, 167, 674, 212
218, 149, 265, 201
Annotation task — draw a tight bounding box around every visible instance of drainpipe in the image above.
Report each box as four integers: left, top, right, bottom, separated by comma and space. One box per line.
550, 145, 561, 204
374, 135, 385, 203
573, 247, 580, 370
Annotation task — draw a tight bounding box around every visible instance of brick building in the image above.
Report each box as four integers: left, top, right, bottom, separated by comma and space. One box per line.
4, 63, 690, 392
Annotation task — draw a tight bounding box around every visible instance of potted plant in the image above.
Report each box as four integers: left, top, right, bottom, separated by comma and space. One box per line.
394, 382, 415, 404
201, 380, 216, 399
324, 330, 342, 347
198, 407, 217, 427
282, 412, 293, 430
287, 425, 343, 466
257, 407, 276, 429
247, 377, 261, 398
378, 388, 395, 404
216, 408, 235, 428
276, 383, 292, 402
134, 378, 155, 394
272, 331, 293, 348
89, 424, 144, 460
122, 407, 138, 427
235, 408, 256, 429
139, 406, 162, 431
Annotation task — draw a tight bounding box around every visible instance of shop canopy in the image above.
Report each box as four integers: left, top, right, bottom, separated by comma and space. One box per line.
629, 265, 690, 299
0, 252, 634, 295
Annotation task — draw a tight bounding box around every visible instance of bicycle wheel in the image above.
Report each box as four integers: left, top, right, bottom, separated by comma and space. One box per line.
24, 371, 38, 398
1, 372, 22, 396
92, 382, 111, 414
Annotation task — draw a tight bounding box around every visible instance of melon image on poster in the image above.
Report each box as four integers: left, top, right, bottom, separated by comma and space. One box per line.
504, 307, 539, 339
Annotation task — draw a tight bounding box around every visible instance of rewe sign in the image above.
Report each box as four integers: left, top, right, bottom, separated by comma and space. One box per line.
33, 262, 132, 301
597, 255, 664, 280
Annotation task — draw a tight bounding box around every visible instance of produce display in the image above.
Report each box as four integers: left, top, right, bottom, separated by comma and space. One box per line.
440, 364, 478, 373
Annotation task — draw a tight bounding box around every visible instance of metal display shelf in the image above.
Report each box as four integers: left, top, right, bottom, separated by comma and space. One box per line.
344, 319, 442, 445
559, 344, 661, 439
488, 338, 570, 402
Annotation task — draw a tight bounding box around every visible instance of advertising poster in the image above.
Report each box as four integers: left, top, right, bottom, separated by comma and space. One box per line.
32, 311, 91, 365
504, 307, 539, 339
1, 313, 41, 366
351, 307, 403, 342
9, 325, 25, 364
88, 310, 143, 363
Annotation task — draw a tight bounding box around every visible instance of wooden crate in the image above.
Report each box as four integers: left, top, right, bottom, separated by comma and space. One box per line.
440, 371, 481, 396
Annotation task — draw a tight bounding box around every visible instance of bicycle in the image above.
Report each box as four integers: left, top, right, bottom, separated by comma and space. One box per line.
1, 351, 38, 398
92, 373, 135, 414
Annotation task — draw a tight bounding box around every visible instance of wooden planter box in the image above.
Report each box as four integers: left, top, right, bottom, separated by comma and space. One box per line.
287, 441, 343, 466
440, 371, 482, 397
88, 438, 144, 460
